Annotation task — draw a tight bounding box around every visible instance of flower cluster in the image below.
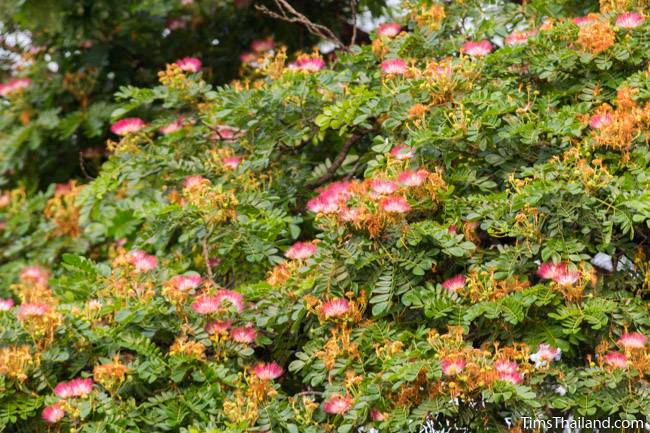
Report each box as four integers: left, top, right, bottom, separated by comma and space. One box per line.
588, 86, 650, 155
307, 154, 445, 236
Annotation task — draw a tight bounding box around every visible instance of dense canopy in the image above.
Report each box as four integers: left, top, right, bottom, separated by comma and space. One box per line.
1, 0, 649, 432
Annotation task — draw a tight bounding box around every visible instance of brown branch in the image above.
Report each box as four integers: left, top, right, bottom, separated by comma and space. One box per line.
79, 151, 94, 180
255, 0, 345, 50
306, 132, 362, 189
202, 233, 216, 285
294, 390, 324, 397
349, 0, 358, 49
202, 121, 226, 140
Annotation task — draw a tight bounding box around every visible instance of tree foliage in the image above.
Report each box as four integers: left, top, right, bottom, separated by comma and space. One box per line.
0, 0, 383, 188
1, 0, 650, 432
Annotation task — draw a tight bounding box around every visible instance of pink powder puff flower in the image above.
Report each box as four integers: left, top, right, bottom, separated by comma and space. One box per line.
169, 273, 202, 291
494, 360, 523, 383
377, 22, 401, 38
537, 262, 579, 286
111, 118, 146, 136
340, 207, 361, 222
604, 351, 628, 368
183, 175, 209, 190
370, 179, 398, 195
615, 12, 644, 29
318, 199, 342, 213
572, 15, 595, 26
370, 408, 386, 421
323, 395, 353, 414
159, 117, 185, 135
321, 298, 350, 319
54, 378, 94, 398
192, 294, 221, 315
380, 59, 408, 75
530, 343, 561, 368
296, 54, 326, 72
230, 326, 257, 343
127, 250, 157, 273
0, 298, 13, 311
390, 144, 414, 160
0, 78, 31, 97
323, 181, 352, 198
461, 40, 493, 56
441, 358, 466, 375
505, 30, 533, 46
70, 378, 94, 396
205, 320, 232, 335
589, 113, 612, 129
253, 362, 284, 380
251, 38, 274, 53
42, 403, 64, 423
617, 332, 647, 350
380, 196, 411, 213
536, 262, 568, 281
499, 371, 523, 384
554, 269, 580, 287
306, 197, 326, 213
494, 360, 518, 374
442, 274, 465, 293
192, 290, 244, 315
175, 57, 201, 73
216, 289, 244, 312
17, 303, 51, 320
54, 182, 73, 196
307, 196, 337, 214
307, 181, 351, 214
285, 241, 317, 260
20, 265, 49, 285
240, 51, 257, 64
13, 78, 32, 91
222, 156, 242, 170
398, 169, 428, 187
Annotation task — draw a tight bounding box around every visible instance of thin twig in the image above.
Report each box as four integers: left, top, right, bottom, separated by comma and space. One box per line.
79, 151, 94, 180
349, 0, 358, 49
202, 121, 226, 140
344, 159, 361, 180
255, 0, 345, 50
202, 232, 216, 284
294, 390, 325, 397
306, 132, 362, 189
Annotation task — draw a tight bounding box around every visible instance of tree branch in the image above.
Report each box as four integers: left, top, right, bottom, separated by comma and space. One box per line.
348, 0, 358, 49
294, 390, 324, 397
255, 0, 345, 50
306, 132, 362, 189
202, 232, 216, 285
79, 151, 94, 180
